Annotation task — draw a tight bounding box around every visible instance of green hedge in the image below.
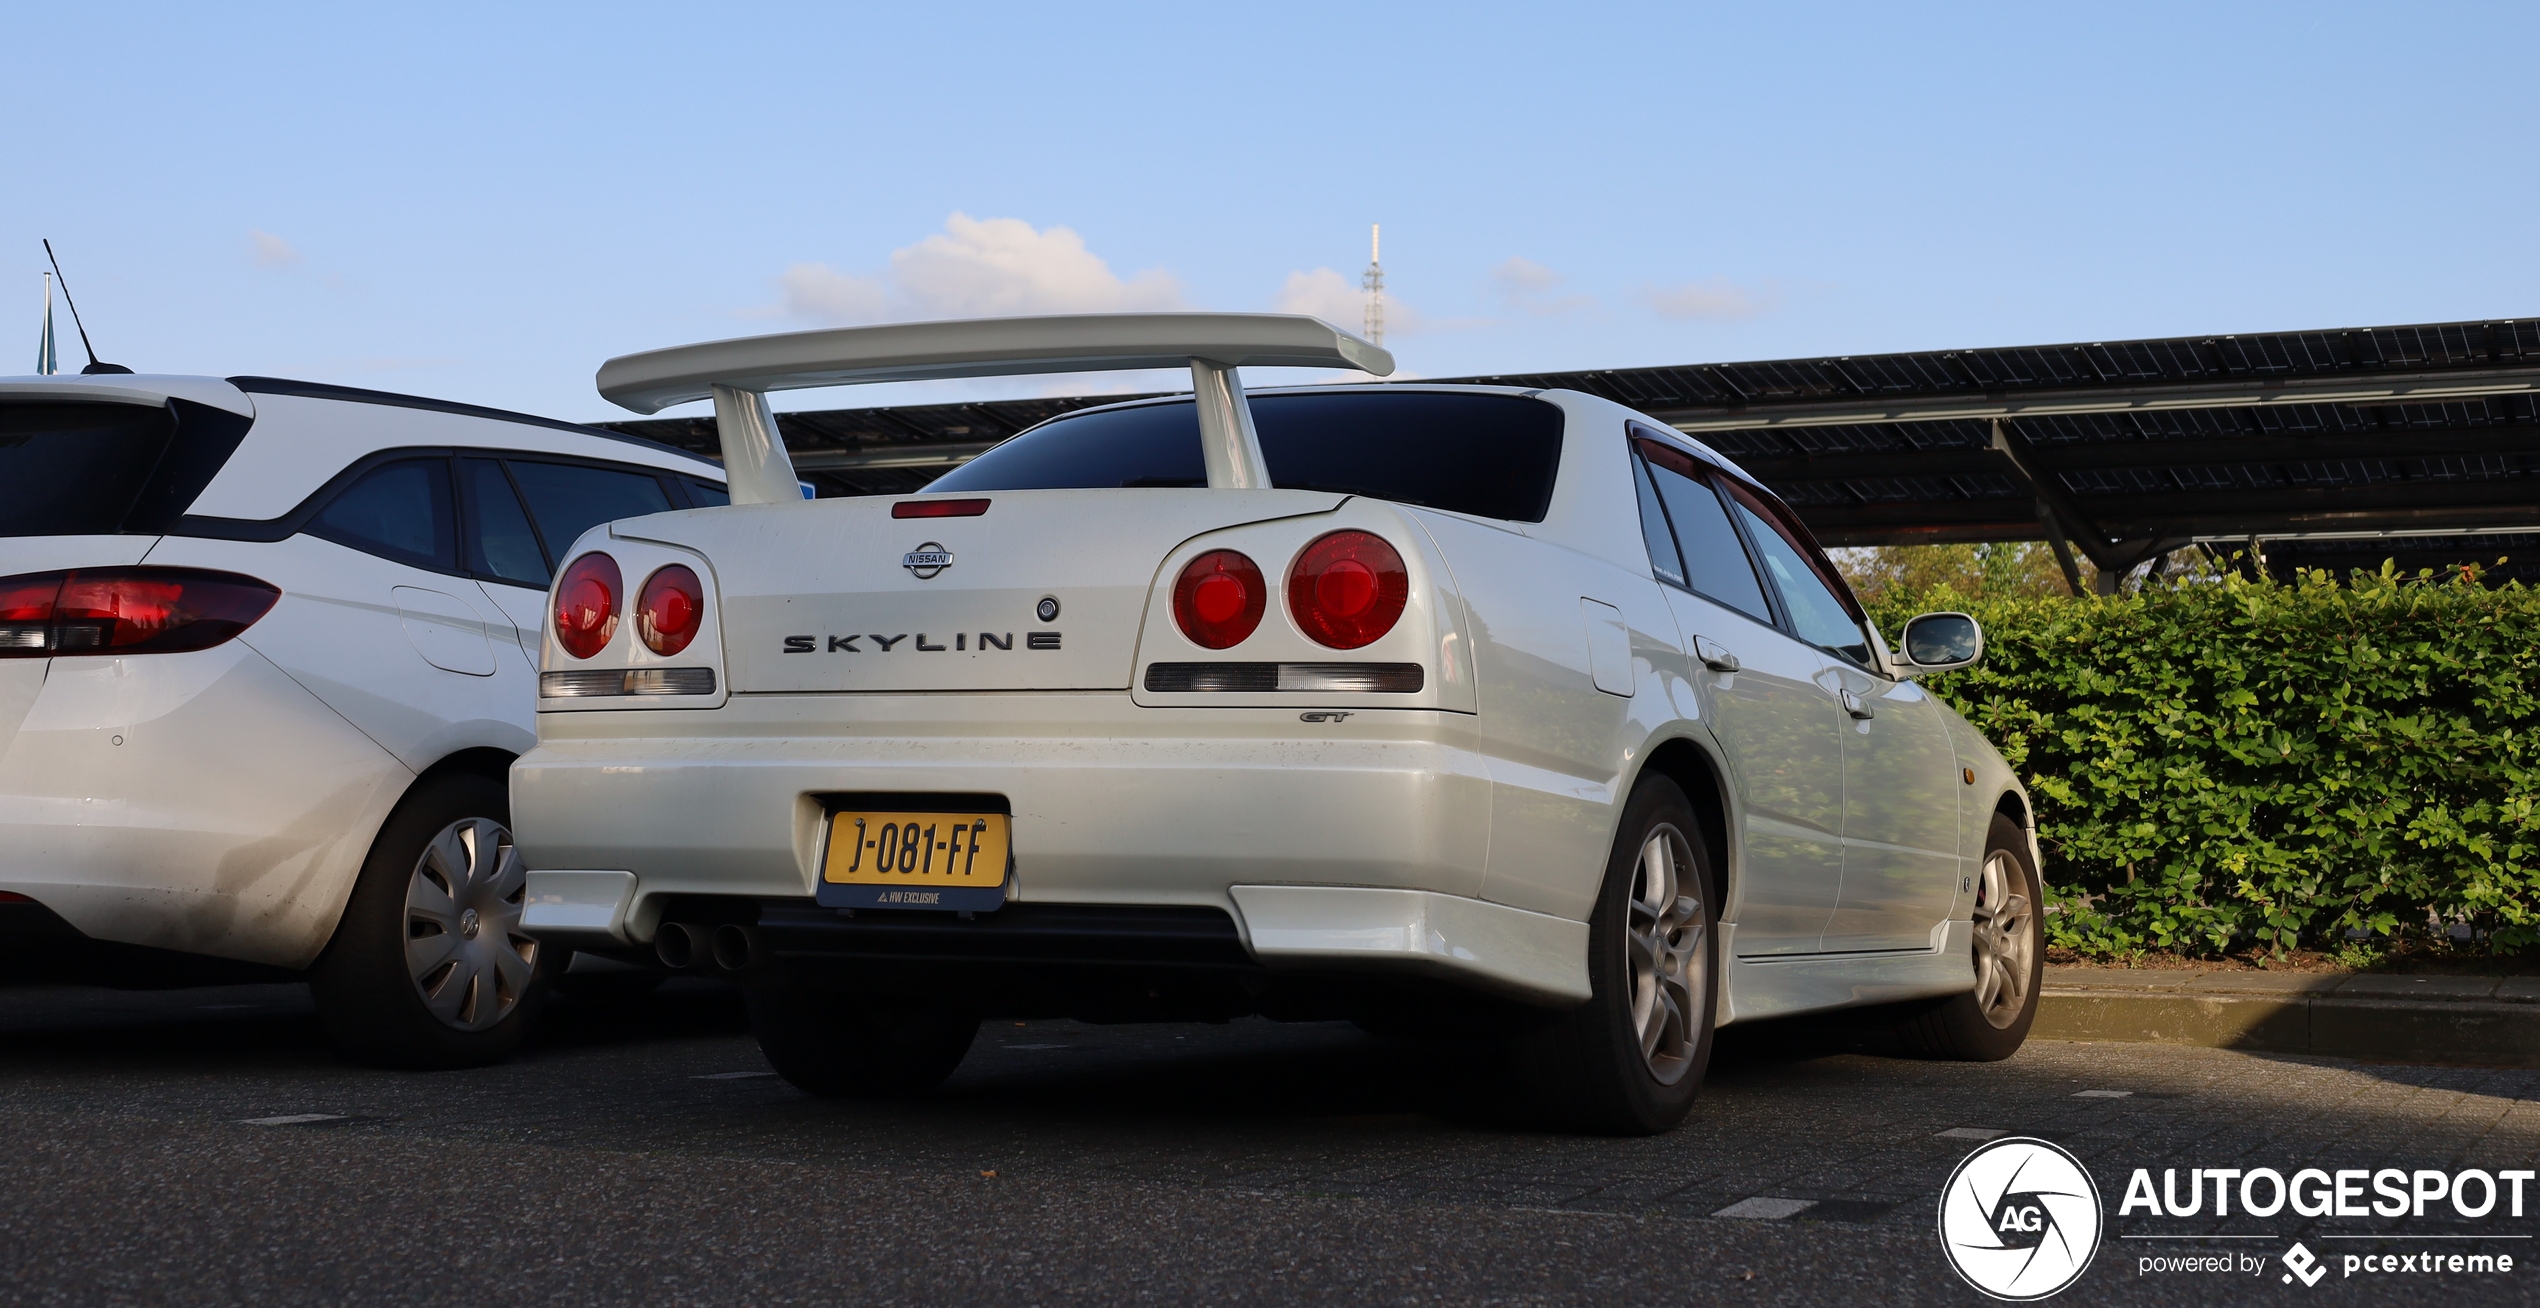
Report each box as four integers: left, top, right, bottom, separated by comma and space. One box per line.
1869, 567, 2540, 956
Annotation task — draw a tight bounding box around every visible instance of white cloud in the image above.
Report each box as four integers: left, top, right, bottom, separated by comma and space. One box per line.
894, 214, 1181, 317
778, 263, 888, 322
1491, 256, 1594, 316
1643, 278, 1772, 321
1493, 256, 1562, 294
1273, 266, 1420, 337
249, 230, 299, 269
777, 213, 1182, 326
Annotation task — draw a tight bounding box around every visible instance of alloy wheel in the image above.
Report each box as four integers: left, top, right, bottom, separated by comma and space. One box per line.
1970, 849, 2035, 1030
403, 817, 536, 1031
1625, 822, 1709, 1085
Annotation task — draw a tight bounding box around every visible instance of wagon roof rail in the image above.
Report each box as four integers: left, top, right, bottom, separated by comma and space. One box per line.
596, 313, 1393, 505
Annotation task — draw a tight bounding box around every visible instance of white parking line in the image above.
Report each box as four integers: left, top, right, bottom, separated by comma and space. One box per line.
2074, 1090, 2133, 1099
240, 1114, 345, 1127
1713, 1197, 1817, 1220
690, 1071, 775, 1080
1937, 1127, 2005, 1140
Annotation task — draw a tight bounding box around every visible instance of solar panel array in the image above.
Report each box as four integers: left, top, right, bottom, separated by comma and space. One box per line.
600, 316, 2540, 580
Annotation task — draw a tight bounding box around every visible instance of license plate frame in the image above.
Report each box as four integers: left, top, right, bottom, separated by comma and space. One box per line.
815, 801, 1012, 912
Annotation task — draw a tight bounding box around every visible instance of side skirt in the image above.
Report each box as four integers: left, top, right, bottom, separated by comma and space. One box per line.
1716, 919, 1975, 1025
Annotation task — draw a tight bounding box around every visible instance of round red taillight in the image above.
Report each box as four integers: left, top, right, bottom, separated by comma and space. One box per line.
553, 553, 622, 660
637, 565, 705, 657
1288, 531, 1408, 650
1171, 550, 1267, 649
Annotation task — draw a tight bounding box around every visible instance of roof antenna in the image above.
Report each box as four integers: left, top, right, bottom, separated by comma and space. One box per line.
41, 240, 131, 375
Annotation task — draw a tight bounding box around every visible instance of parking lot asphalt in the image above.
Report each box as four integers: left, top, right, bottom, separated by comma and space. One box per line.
2, 982, 2537, 1307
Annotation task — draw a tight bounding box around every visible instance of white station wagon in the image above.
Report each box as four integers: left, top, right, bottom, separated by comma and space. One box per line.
0, 372, 724, 1067
514, 313, 2044, 1133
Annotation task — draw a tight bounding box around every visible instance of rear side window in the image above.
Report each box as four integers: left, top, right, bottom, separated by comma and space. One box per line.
310, 458, 456, 570
928, 391, 1566, 522
0, 400, 251, 538
463, 459, 550, 588
508, 460, 673, 559
1632, 457, 1687, 588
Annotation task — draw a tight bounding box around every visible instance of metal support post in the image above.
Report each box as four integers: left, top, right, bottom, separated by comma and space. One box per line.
2036, 506, 2087, 596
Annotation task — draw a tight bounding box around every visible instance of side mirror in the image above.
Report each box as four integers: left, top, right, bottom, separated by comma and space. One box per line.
1896, 611, 1982, 677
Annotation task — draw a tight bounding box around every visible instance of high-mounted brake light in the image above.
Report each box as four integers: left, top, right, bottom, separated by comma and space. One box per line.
1287, 531, 1408, 649
637, 565, 705, 657
893, 498, 991, 519
0, 568, 280, 659
1172, 550, 1267, 649
554, 553, 623, 660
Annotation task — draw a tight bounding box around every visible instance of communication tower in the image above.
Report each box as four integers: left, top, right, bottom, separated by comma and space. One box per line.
1361, 224, 1383, 347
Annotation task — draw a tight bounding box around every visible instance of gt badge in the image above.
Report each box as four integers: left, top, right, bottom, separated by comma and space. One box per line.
902, 543, 954, 579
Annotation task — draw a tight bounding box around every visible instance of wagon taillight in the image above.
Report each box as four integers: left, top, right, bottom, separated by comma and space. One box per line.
0, 567, 280, 658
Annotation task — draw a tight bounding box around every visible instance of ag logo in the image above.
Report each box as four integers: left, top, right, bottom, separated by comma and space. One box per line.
902, 542, 953, 580
1938, 1137, 2103, 1300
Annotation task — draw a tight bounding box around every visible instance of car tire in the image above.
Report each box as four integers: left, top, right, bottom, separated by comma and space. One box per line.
309, 772, 548, 1070
1893, 812, 2044, 1061
1515, 776, 1719, 1136
747, 985, 979, 1097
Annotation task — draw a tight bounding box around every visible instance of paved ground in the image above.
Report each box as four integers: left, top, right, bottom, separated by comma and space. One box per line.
2, 982, 2537, 1306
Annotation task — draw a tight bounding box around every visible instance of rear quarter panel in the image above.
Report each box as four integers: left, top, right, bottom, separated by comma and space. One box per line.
1431, 393, 1698, 921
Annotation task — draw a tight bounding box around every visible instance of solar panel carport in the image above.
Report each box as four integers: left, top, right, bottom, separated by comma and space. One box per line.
602, 316, 2540, 593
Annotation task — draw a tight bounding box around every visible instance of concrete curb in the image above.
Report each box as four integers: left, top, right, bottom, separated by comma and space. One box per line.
2036, 967, 2540, 1067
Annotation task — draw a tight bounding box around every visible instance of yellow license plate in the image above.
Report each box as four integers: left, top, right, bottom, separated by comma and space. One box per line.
824, 810, 1010, 888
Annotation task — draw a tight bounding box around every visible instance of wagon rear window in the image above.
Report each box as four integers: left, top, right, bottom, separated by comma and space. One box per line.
927, 391, 1566, 522
0, 400, 250, 538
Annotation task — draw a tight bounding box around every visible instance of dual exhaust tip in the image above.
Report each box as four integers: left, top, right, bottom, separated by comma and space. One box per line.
654, 921, 757, 973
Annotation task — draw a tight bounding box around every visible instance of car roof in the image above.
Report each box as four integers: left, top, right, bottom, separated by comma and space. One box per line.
227, 377, 718, 467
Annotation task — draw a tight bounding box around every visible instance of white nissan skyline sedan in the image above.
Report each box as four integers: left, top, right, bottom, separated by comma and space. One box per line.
0, 372, 725, 1068
513, 313, 2044, 1133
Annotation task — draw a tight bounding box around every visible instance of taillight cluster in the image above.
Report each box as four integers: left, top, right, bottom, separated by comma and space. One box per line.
1169, 530, 1408, 651
0, 568, 280, 658
553, 553, 705, 659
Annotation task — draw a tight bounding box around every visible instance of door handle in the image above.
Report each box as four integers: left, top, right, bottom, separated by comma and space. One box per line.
1840, 689, 1875, 720
1693, 636, 1740, 673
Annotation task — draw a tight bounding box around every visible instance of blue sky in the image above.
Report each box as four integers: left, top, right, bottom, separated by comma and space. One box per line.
10, 2, 2535, 424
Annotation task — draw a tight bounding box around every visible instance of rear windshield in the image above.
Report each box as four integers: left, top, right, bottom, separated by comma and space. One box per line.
0, 400, 252, 538
927, 390, 1565, 522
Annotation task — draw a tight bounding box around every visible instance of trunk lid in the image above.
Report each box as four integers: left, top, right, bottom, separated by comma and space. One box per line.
613, 488, 1345, 693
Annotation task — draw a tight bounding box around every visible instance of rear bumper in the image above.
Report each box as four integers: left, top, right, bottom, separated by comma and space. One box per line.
0, 644, 409, 968
512, 693, 1584, 1003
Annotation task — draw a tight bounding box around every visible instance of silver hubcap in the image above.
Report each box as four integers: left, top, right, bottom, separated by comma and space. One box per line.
1971, 849, 2036, 1030
1626, 822, 1709, 1085
403, 817, 535, 1032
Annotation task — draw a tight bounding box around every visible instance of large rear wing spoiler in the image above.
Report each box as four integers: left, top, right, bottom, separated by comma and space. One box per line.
595, 313, 1393, 505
